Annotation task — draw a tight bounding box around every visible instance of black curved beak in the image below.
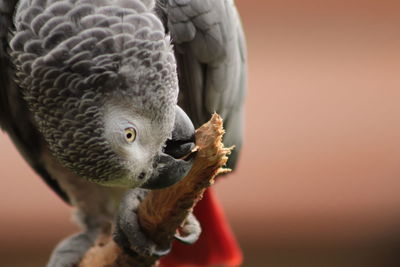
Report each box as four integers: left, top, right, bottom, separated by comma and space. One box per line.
141, 106, 196, 189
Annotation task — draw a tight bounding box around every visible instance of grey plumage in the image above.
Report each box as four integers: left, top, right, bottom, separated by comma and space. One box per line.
1, 0, 246, 265
10, 0, 178, 186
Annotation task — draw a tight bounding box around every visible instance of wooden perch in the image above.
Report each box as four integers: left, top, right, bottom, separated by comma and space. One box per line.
79, 113, 232, 267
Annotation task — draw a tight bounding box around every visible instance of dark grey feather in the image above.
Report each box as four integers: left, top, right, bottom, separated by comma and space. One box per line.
1, 0, 69, 202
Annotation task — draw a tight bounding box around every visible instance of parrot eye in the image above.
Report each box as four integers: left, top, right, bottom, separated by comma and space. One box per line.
124, 127, 137, 143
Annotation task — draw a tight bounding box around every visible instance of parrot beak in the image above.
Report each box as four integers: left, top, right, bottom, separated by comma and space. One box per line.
141, 106, 196, 189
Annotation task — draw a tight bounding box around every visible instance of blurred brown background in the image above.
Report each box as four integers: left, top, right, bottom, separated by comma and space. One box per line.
1, 0, 400, 266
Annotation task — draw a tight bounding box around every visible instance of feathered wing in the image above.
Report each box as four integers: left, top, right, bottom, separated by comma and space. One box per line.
160, 0, 246, 169
0, 0, 69, 203
157, 0, 246, 266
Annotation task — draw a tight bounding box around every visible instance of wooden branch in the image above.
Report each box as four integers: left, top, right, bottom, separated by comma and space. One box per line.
79, 113, 232, 267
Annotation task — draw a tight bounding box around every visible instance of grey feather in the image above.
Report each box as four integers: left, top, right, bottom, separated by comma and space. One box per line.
157, 0, 247, 168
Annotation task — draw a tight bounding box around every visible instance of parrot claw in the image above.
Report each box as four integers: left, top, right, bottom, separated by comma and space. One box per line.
114, 188, 172, 258
174, 212, 201, 245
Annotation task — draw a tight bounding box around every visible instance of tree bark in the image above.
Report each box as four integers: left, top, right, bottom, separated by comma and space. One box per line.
79, 114, 232, 267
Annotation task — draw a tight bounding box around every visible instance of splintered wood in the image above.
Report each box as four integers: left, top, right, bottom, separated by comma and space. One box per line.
79, 114, 232, 267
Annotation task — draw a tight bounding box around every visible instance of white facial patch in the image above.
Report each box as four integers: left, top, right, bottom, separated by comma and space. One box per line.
103, 101, 167, 186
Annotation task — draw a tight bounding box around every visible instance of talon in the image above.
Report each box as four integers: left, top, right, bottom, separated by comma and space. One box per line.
151, 246, 172, 257
174, 213, 201, 245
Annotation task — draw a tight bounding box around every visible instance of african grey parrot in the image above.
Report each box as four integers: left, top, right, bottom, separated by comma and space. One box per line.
0, 0, 246, 266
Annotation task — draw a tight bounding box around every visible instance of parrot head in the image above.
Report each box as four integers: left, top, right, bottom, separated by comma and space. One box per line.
10, 0, 196, 189
43, 51, 196, 189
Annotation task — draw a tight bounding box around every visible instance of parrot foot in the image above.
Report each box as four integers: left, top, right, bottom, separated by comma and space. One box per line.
114, 188, 170, 257
114, 188, 201, 258
47, 231, 99, 267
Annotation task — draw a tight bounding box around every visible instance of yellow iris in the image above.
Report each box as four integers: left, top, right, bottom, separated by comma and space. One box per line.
124, 128, 136, 143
